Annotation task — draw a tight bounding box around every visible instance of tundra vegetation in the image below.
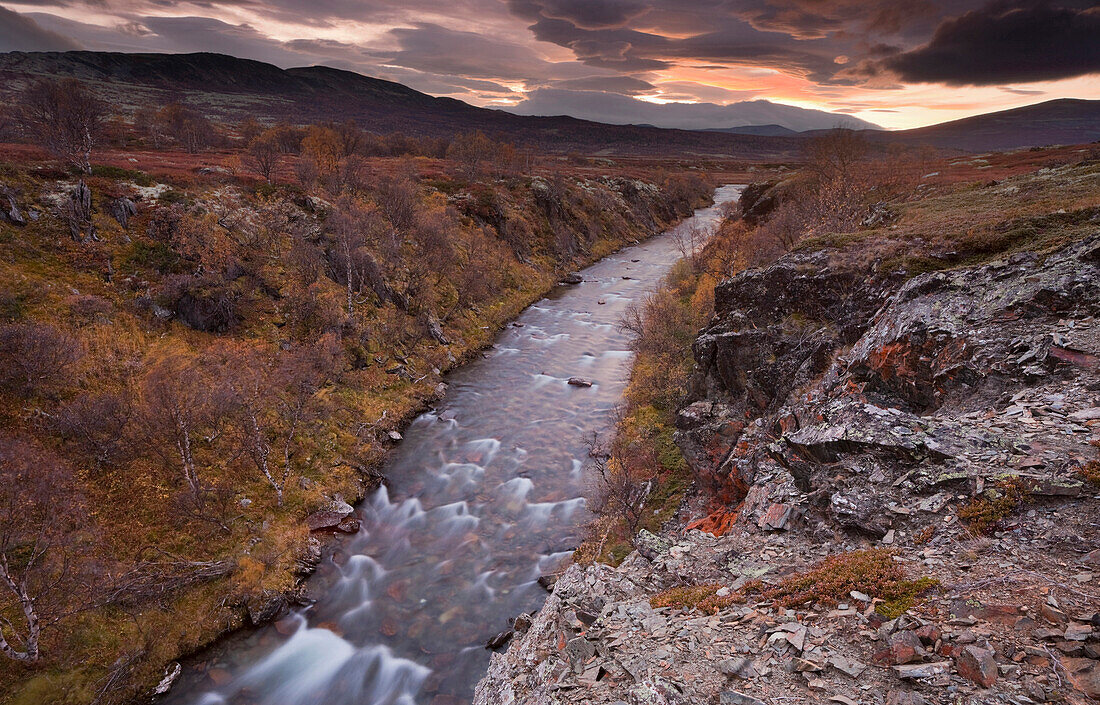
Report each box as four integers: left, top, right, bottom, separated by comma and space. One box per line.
0, 78, 712, 703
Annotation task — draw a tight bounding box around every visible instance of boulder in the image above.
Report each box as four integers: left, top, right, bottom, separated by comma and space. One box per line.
108, 196, 137, 229
1, 186, 26, 226
956, 645, 998, 688
567, 377, 594, 387
305, 497, 355, 531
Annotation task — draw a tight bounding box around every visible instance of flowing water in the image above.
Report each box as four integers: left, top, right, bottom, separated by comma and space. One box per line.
166, 185, 743, 705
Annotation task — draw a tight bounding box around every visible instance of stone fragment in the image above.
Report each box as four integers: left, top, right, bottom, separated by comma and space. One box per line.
718, 657, 758, 678
486, 630, 513, 650
720, 691, 766, 705
893, 661, 951, 679
758, 502, 794, 531
305, 497, 356, 531
886, 630, 925, 665
1041, 603, 1068, 624
827, 654, 867, 678
1065, 623, 1093, 641
915, 624, 941, 645
1064, 657, 1100, 699
886, 690, 926, 705
956, 645, 998, 688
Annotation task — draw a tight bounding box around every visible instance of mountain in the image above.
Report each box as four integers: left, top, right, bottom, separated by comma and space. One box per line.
0, 50, 801, 159
887, 98, 1100, 152
707, 124, 800, 137
2, 51, 1093, 157
508, 90, 880, 132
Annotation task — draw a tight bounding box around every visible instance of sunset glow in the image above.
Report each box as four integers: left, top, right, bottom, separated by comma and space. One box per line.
1, 0, 1097, 129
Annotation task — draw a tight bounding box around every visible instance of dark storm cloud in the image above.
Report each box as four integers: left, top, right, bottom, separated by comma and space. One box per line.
0, 5, 82, 51
880, 1, 1100, 85
507, 0, 934, 83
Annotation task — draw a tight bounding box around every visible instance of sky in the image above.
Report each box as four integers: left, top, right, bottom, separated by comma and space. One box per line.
0, 0, 1097, 130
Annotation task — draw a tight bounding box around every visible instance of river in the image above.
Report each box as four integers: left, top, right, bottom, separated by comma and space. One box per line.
165, 184, 743, 705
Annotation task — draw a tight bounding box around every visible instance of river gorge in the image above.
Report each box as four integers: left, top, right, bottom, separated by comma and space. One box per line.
164, 185, 743, 705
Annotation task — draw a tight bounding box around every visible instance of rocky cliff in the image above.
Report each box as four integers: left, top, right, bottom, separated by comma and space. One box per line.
474, 207, 1100, 703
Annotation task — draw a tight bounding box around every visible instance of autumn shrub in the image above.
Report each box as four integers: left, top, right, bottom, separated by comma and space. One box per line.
958, 476, 1034, 534
0, 322, 82, 398
650, 584, 738, 614
754, 548, 939, 618
1076, 460, 1100, 488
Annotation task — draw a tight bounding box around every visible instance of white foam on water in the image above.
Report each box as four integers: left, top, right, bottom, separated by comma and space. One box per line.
437, 462, 485, 489
530, 372, 561, 389
462, 437, 501, 464
340, 554, 385, 582
230, 627, 357, 704
495, 477, 534, 501
537, 551, 574, 573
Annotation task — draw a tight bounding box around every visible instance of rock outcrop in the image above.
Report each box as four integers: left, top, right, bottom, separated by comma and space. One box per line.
475, 232, 1100, 705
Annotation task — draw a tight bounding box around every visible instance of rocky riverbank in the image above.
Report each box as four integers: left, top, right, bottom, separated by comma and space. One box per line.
475, 164, 1100, 705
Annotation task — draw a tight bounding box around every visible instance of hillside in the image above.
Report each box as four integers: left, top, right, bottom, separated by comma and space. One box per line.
887, 98, 1100, 152
708, 124, 801, 137
0, 110, 721, 702
0, 51, 801, 159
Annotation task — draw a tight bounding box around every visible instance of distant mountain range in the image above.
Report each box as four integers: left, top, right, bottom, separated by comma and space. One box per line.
508, 91, 880, 132
0, 51, 801, 159
0, 51, 1097, 158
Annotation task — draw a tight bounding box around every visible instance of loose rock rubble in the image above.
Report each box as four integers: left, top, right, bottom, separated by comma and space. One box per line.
475, 233, 1100, 705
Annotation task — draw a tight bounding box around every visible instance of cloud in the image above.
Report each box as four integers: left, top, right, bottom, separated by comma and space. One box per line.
551, 74, 654, 94
516, 0, 649, 29
387, 22, 556, 80
509, 88, 880, 131
881, 1, 1100, 85
508, 0, 921, 84
0, 5, 82, 52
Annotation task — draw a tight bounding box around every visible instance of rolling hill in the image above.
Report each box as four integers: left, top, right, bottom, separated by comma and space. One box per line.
888, 98, 1100, 152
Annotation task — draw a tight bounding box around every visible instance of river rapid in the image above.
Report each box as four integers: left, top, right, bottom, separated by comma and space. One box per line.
165, 184, 743, 705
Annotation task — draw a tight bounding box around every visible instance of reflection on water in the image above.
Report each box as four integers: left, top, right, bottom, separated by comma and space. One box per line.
166, 185, 743, 705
